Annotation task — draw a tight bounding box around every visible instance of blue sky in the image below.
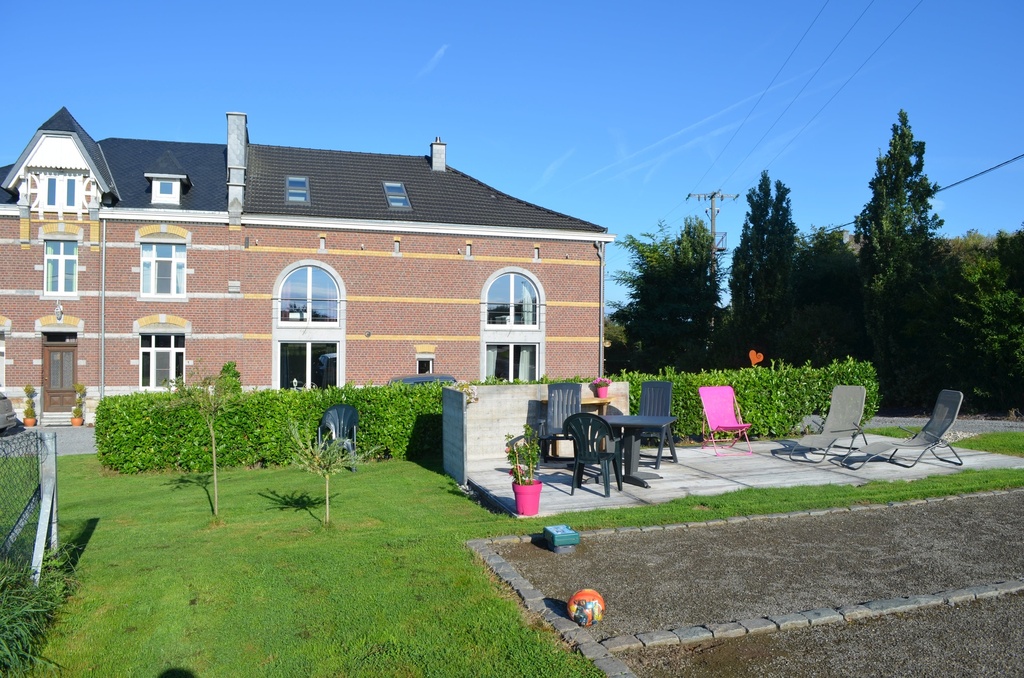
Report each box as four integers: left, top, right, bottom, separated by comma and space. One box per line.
3, 0, 1021, 307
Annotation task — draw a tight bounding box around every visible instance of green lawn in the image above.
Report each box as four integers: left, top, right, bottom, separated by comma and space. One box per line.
43, 443, 1024, 676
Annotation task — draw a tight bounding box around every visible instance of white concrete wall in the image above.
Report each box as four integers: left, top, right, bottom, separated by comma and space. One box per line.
442, 382, 630, 484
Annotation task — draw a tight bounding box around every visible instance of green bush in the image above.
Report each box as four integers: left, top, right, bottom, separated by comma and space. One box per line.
616, 357, 879, 439
96, 383, 446, 473
0, 552, 76, 675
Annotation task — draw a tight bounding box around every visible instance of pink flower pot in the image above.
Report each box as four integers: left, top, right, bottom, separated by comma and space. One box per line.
512, 480, 542, 516
595, 386, 609, 398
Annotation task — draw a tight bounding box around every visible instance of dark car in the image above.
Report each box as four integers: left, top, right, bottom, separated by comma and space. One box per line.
388, 374, 457, 386
0, 391, 17, 434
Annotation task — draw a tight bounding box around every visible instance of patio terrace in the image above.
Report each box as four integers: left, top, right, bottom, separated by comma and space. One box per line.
467, 436, 1024, 517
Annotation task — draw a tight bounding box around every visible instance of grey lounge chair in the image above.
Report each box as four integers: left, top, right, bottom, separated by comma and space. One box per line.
538, 383, 582, 462
845, 389, 964, 470
787, 385, 867, 463
637, 381, 677, 468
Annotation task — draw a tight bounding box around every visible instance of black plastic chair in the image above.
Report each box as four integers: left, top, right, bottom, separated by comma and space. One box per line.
638, 380, 677, 468
317, 404, 359, 470
564, 412, 623, 497
538, 383, 582, 462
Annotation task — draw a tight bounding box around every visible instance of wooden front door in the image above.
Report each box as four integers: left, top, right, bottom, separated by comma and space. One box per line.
43, 335, 77, 412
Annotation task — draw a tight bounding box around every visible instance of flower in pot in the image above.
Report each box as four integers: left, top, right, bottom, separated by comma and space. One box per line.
591, 377, 612, 397
23, 384, 37, 427
506, 424, 542, 516
71, 382, 86, 426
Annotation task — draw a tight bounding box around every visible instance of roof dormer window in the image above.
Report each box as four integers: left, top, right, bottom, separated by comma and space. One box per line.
148, 178, 182, 205
144, 150, 189, 206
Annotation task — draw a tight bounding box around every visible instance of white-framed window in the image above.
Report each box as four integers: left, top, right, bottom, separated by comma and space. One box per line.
44, 240, 78, 294
280, 342, 338, 389
43, 176, 77, 208
279, 266, 338, 323
140, 334, 185, 388
152, 179, 181, 205
485, 344, 538, 381
141, 243, 187, 296
480, 269, 545, 382
0, 333, 5, 387
418, 358, 434, 374
486, 273, 538, 327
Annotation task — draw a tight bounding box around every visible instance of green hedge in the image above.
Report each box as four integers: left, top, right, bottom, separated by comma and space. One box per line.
95, 360, 876, 473
617, 358, 879, 439
96, 383, 444, 474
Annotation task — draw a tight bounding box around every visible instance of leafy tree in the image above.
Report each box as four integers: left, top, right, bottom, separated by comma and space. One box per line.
854, 110, 944, 405
776, 227, 870, 365
611, 217, 721, 372
170, 364, 243, 516
728, 171, 798, 361
943, 229, 1024, 410
288, 421, 356, 526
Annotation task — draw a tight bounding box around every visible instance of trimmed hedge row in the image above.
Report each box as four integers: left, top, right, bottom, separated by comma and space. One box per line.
618, 357, 879, 439
95, 359, 876, 473
95, 383, 444, 473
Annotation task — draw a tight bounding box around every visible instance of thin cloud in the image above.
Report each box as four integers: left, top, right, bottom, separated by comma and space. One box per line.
418, 45, 449, 77
533, 148, 576, 191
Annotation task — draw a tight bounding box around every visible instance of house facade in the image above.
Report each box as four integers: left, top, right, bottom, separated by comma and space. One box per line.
0, 108, 612, 421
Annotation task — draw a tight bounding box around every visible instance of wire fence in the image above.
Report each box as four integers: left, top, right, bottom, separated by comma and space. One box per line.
0, 431, 45, 569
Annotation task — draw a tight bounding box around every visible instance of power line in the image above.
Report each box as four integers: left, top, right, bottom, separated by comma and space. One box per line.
821, 151, 1024, 232
687, 0, 833, 196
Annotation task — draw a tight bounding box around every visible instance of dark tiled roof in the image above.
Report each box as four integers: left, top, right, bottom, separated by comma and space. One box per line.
0, 164, 14, 204
98, 139, 226, 212
39, 107, 117, 197
245, 145, 605, 233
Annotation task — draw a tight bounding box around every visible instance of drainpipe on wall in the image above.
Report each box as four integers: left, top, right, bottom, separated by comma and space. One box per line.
99, 218, 106, 398
595, 241, 605, 377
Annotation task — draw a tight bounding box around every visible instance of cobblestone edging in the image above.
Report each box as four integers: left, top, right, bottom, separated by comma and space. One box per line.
466, 488, 1024, 678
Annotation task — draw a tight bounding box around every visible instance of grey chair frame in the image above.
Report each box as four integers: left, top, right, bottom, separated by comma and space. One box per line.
787, 385, 867, 463
637, 381, 677, 468
564, 412, 623, 497
538, 383, 582, 462
845, 389, 964, 470
317, 404, 359, 470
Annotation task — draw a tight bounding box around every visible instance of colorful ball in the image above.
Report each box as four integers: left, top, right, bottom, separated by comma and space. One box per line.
567, 589, 605, 627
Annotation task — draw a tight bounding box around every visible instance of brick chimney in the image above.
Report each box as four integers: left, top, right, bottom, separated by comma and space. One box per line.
226, 112, 248, 225
430, 137, 446, 172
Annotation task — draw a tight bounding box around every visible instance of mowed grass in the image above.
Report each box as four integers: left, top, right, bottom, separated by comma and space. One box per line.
45, 440, 1024, 676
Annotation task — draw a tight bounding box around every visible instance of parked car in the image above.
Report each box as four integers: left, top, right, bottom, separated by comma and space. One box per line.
0, 391, 17, 434
388, 374, 457, 386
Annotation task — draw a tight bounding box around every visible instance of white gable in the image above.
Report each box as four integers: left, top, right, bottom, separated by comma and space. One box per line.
26, 136, 90, 171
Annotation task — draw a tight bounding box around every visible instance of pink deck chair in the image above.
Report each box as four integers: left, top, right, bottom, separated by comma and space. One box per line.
698, 385, 753, 456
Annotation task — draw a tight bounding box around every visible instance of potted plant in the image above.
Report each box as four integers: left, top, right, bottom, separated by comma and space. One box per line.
71, 382, 86, 426
22, 385, 37, 427
506, 424, 542, 516
591, 377, 612, 398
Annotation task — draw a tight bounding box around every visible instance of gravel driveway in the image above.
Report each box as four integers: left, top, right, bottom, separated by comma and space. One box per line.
493, 478, 1024, 676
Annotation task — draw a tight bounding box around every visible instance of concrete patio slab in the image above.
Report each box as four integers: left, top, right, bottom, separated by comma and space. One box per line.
467, 435, 1024, 517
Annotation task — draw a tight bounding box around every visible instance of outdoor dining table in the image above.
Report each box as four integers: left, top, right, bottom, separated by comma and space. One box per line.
600, 414, 677, 488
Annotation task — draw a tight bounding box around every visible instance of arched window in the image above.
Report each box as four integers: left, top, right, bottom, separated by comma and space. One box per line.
481, 270, 545, 381
486, 273, 538, 327
273, 262, 346, 389
279, 266, 339, 323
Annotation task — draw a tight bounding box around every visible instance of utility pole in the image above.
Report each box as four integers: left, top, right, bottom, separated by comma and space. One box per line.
687, 190, 738, 277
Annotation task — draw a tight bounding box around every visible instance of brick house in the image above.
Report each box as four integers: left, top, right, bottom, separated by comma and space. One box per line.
0, 108, 612, 421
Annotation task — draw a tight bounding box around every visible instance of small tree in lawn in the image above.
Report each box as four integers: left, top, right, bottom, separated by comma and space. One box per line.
171, 362, 242, 517
288, 421, 356, 526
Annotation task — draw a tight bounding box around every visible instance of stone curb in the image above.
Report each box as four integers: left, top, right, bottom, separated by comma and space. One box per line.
466, 487, 1024, 677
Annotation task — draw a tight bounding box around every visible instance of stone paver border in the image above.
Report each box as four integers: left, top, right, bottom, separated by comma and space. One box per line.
466, 488, 1024, 678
